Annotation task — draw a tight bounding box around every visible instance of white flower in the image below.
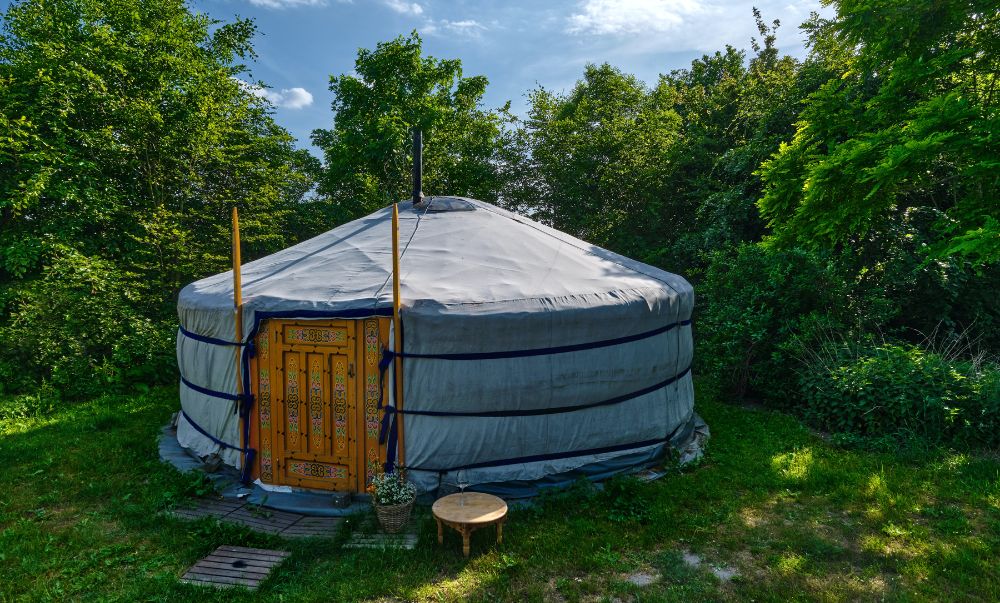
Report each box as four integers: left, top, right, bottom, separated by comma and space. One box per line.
369, 471, 416, 506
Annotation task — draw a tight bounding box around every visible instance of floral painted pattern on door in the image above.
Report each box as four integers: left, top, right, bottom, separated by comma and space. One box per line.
258, 330, 273, 482
308, 355, 325, 453
285, 353, 300, 448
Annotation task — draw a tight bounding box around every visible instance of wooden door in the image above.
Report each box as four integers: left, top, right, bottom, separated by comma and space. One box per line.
258, 320, 358, 491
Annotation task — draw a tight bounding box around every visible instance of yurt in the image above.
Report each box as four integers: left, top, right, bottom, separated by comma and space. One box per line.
172, 196, 700, 500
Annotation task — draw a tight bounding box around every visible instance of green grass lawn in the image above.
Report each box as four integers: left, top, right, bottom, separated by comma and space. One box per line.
1, 384, 998, 602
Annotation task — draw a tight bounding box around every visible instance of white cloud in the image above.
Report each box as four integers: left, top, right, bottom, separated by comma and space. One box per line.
557, 0, 829, 56
421, 18, 487, 38
383, 0, 423, 15
443, 19, 486, 34
236, 79, 315, 109
269, 87, 314, 109
568, 0, 711, 35
248, 0, 327, 8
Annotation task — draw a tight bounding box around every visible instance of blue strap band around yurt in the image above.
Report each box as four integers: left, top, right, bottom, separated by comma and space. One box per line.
374, 318, 691, 473
179, 409, 255, 483
376, 364, 692, 473
380, 365, 691, 421
403, 419, 689, 474
179, 375, 253, 414
178, 325, 245, 347
180, 316, 691, 358
411, 438, 663, 472
379, 319, 692, 363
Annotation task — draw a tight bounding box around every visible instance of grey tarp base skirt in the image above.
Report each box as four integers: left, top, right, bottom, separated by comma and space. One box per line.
159, 413, 709, 516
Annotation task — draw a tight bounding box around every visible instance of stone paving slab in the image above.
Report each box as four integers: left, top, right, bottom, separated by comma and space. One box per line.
281, 516, 343, 539
170, 498, 244, 521
168, 498, 345, 539
181, 545, 290, 590
343, 514, 420, 550
343, 532, 419, 549
226, 506, 302, 534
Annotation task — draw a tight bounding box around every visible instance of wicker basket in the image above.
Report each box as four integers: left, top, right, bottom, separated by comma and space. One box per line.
373, 497, 415, 533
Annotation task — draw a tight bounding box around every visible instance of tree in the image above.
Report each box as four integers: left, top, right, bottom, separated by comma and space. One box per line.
0, 0, 317, 395
311, 32, 519, 221
521, 12, 825, 271
523, 64, 681, 257
758, 0, 1000, 265
649, 10, 832, 272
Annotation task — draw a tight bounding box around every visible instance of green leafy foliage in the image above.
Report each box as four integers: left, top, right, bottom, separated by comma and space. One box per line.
0, 247, 174, 398
840, 207, 1000, 351
0, 0, 318, 394
312, 32, 521, 221
599, 476, 654, 524
517, 13, 827, 272
758, 0, 1000, 265
158, 472, 217, 511
799, 342, 1000, 448
519, 63, 681, 254
0, 383, 59, 421
698, 244, 847, 403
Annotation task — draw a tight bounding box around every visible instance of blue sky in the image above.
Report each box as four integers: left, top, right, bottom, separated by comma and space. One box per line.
192, 0, 831, 153
7, 0, 831, 152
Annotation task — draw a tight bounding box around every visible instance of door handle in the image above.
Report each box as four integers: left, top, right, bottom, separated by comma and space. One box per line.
348, 363, 356, 378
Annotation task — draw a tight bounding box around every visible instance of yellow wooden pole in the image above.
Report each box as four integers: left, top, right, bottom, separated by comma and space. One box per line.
232, 207, 246, 458
391, 203, 405, 469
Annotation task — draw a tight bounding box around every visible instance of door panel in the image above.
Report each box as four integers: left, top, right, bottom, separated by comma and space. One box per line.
285, 459, 350, 490
283, 324, 349, 347
282, 350, 303, 452
330, 354, 350, 457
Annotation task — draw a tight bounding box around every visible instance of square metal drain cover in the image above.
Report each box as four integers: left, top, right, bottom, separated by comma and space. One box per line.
181, 545, 290, 590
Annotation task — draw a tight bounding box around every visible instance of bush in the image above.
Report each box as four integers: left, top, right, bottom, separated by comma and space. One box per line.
0, 247, 176, 399
843, 207, 1000, 354
0, 384, 60, 422
697, 243, 846, 404
799, 342, 1000, 449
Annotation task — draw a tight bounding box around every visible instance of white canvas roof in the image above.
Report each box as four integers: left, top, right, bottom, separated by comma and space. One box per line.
179, 197, 692, 341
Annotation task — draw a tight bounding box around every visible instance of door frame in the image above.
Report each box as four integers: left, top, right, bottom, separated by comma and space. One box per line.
248, 316, 391, 492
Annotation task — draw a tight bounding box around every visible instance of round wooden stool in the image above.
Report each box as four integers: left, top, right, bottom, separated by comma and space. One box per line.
432, 492, 508, 557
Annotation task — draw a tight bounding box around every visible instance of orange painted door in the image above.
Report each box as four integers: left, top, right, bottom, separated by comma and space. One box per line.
263, 320, 358, 491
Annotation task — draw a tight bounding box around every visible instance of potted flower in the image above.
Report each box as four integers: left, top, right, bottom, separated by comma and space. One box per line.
367, 469, 417, 533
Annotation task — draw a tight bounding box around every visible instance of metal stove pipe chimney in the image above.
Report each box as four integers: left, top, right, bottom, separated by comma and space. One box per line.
412, 128, 423, 205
